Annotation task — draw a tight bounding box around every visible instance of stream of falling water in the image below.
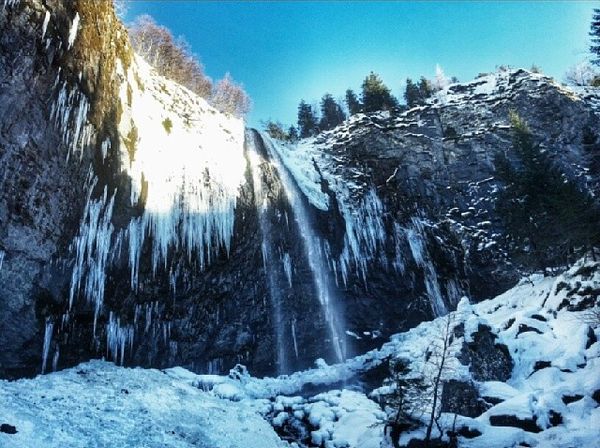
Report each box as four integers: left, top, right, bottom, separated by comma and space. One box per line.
260, 133, 345, 363
246, 130, 288, 374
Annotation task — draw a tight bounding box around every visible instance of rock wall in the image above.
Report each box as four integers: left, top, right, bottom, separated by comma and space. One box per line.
286, 71, 600, 355
0, 0, 129, 378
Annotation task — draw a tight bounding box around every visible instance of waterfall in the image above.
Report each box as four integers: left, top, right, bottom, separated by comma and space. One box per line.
260, 133, 346, 363
246, 130, 288, 374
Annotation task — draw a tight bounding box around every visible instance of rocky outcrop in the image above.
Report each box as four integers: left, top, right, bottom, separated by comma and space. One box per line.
458, 324, 513, 381
279, 70, 599, 357
440, 379, 489, 417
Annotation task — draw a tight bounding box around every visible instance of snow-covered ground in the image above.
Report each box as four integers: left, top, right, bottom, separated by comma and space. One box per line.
0, 361, 283, 448
2, 258, 598, 447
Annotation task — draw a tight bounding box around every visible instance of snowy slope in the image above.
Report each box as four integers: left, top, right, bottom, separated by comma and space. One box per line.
0, 360, 283, 448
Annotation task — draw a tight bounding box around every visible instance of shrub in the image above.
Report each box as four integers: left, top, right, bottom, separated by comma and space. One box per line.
564, 61, 599, 86
162, 117, 173, 134
263, 120, 290, 141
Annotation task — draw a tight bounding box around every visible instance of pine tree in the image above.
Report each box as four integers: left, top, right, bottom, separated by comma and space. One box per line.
418, 77, 433, 101
591, 8, 600, 66
297, 100, 319, 138
263, 120, 289, 141
404, 78, 421, 108
288, 126, 299, 141
345, 89, 362, 115
319, 94, 346, 131
361, 72, 398, 113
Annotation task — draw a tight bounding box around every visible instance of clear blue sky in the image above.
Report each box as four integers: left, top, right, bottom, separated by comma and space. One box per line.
123, 1, 597, 128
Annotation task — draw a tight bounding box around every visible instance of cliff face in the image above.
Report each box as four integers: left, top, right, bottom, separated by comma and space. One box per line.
285, 71, 600, 356
0, 0, 129, 378
1, 1, 599, 380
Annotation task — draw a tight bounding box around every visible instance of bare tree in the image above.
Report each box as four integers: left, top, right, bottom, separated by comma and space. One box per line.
128, 15, 213, 99
211, 73, 252, 117
113, 0, 128, 19
423, 313, 461, 446
380, 311, 463, 447
564, 60, 598, 86
580, 305, 600, 328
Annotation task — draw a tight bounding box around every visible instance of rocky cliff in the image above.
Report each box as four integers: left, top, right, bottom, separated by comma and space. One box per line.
1, 0, 599, 380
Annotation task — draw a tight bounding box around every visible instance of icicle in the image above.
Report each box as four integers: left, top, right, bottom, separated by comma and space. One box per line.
291, 318, 299, 360
41, 318, 54, 374
392, 223, 406, 273
0, 250, 4, 271
67, 12, 79, 49
3, 0, 20, 8
100, 138, 111, 161
106, 312, 134, 366
134, 304, 141, 327
145, 303, 152, 333
61, 312, 70, 330
336, 188, 386, 285
169, 267, 177, 296
68, 184, 117, 332
41, 11, 50, 40
50, 81, 94, 160
261, 241, 268, 271
406, 218, 447, 317
52, 346, 60, 372
282, 252, 293, 287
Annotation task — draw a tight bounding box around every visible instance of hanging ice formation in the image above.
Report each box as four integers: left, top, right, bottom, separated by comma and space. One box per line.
68, 177, 116, 333
118, 57, 246, 289
41, 318, 54, 374
58, 54, 245, 367
265, 134, 456, 319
